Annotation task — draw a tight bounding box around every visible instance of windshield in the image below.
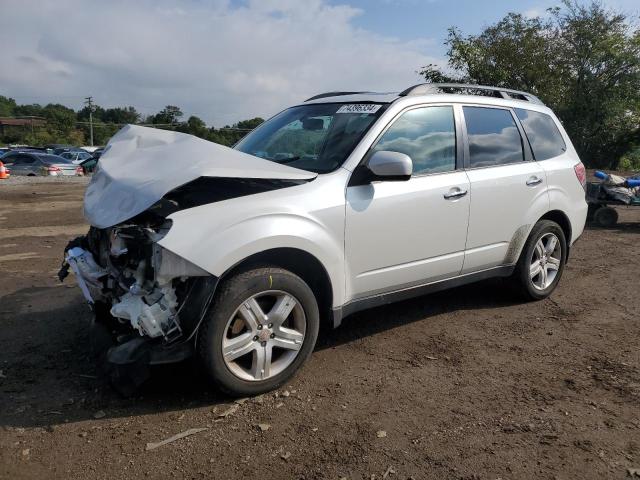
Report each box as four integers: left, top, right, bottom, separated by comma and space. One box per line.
234, 103, 386, 173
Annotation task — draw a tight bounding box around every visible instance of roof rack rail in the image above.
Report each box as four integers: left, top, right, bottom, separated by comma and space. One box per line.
305, 91, 369, 102
398, 83, 544, 105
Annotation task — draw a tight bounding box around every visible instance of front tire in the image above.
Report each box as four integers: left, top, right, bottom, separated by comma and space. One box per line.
512, 220, 567, 301
198, 267, 319, 396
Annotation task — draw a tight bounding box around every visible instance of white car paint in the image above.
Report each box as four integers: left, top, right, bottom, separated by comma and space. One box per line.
462, 161, 550, 272
83, 91, 587, 312
345, 170, 471, 298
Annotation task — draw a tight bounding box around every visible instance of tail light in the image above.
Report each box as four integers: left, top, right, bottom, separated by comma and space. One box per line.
574, 162, 586, 190
47, 166, 61, 173
76, 166, 84, 176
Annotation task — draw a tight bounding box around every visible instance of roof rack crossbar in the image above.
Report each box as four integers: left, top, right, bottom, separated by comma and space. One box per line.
399, 83, 544, 105
304, 91, 369, 102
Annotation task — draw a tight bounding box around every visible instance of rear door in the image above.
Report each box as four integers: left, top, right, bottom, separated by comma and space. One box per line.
6, 154, 31, 175
461, 105, 549, 273
345, 104, 470, 299
22, 155, 41, 175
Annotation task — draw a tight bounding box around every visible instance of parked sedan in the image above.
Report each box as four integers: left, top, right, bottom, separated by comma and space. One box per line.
79, 148, 105, 174
1, 151, 83, 176
59, 150, 93, 164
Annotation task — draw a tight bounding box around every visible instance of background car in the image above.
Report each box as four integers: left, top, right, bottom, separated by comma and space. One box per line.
59, 150, 93, 164
43, 144, 74, 155
79, 148, 103, 173
1, 151, 83, 176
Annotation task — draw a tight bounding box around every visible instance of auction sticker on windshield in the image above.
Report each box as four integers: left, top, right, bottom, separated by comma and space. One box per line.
336, 104, 382, 114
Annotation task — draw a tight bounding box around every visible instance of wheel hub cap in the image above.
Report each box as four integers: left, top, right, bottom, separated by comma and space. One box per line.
258, 328, 271, 342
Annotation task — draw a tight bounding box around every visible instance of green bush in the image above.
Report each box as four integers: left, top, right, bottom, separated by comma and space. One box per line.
618, 151, 640, 171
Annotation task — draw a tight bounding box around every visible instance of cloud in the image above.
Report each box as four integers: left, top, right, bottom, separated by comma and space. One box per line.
0, 0, 440, 125
523, 8, 542, 19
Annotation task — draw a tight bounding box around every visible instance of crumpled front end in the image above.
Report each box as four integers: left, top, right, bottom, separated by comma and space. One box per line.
59, 204, 219, 396
61, 216, 213, 343
59, 125, 317, 393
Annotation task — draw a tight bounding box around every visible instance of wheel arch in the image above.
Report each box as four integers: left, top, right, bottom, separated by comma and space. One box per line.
217, 248, 334, 329
539, 210, 572, 255
507, 209, 573, 266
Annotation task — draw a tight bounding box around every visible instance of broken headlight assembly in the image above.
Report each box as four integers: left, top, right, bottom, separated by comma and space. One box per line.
60, 219, 209, 343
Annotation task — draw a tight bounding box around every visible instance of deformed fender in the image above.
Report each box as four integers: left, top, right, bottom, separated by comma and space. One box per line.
158, 207, 345, 307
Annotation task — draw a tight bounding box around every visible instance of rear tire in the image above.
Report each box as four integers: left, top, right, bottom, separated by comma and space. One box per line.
198, 267, 319, 396
594, 206, 618, 227
512, 220, 567, 301
586, 204, 601, 221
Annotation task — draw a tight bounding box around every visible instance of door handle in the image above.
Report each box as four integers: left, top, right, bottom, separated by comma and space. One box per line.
443, 188, 468, 199
526, 176, 543, 186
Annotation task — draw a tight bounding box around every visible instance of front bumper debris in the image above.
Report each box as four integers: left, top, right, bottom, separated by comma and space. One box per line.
59, 229, 219, 394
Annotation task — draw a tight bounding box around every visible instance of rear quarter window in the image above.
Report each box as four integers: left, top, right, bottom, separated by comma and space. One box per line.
515, 108, 566, 160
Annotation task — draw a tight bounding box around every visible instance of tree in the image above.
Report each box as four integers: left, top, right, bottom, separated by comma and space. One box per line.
206, 117, 264, 146
13, 103, 44, 117
551, 2, 640, 168
235, 117, 264, 130
77, 104, 106, 122
176, 115, 208, 137
150, 105, 183, 125
0, 96, 17, 117
417, 63, 461, 84
103, 106, 140, 124
421, 1, 640, 169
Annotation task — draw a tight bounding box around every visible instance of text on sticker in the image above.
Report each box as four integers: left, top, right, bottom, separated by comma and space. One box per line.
336, 104, 382, 114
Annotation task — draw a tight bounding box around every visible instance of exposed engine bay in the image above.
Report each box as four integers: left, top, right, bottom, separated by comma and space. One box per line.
61, 176, 307, 344
64, 221, 202, 341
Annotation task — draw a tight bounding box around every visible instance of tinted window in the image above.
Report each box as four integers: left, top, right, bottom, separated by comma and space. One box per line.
38, 154, 72, 164
372, 106, 456, 175
515, 108, 566, 160
463, 107, 524, 167
17, 155, 36, 164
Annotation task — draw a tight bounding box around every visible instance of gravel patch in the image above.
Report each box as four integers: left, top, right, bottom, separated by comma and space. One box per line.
0, 175, 91, 186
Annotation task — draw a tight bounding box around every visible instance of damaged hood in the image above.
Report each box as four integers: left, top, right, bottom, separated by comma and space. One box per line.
84, 125, 317, 228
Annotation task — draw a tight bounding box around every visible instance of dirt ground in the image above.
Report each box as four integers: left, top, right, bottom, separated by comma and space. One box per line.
0, 179, 639, 480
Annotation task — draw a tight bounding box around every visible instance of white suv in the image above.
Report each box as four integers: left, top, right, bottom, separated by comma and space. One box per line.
62, 83, 588, 396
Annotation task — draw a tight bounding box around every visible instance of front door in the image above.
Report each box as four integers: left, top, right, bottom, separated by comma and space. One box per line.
345, 105, 470, 299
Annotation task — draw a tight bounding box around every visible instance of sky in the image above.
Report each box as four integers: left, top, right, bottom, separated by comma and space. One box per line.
1, 0, 638, 126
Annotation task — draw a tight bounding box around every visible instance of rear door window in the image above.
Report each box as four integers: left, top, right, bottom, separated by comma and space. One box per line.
2, 153, 19, 164
12, 155, 35, 165
514, 108, 566, 160
463, 106, 524, 168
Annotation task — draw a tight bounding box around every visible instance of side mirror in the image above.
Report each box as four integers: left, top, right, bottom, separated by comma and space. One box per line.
367, 150, 412, 181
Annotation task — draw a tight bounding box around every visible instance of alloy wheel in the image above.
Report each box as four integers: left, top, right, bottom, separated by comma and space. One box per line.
529, 232, 562, 291
222, 290, 306, 382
